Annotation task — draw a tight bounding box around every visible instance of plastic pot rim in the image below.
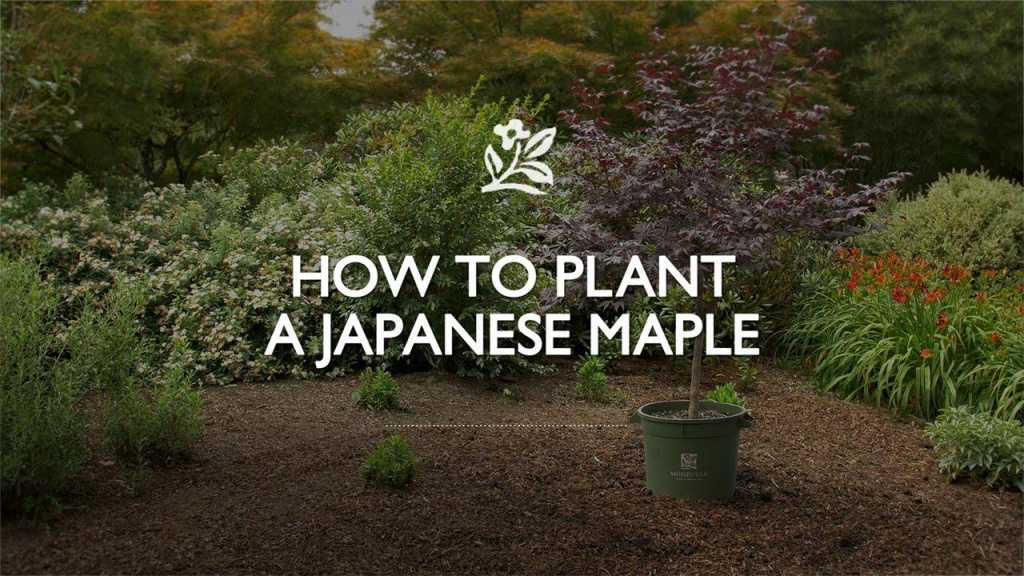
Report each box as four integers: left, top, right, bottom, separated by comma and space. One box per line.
634, 400, 751, 425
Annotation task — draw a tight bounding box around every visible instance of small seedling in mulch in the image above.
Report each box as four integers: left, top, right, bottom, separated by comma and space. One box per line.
707, 382, 745, 407
609, 389, 630, 406
592, 335, 623, 369
736, 357, 758, 391
574, 356, 608, 402
360, 435, 418, 488
354, 367, 399, 410
502, 387, 518, 402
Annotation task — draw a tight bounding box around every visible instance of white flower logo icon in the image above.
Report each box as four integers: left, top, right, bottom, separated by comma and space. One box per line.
482, 119, 556, 195
494, 119, 531, 150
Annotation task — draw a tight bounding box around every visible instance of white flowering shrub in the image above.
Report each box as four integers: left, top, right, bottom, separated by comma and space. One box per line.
1, 175, 147, 303
152, 181, 357, 384
3, 102, 549, 383
150, 144, 359, 384
2, 143, 356, 385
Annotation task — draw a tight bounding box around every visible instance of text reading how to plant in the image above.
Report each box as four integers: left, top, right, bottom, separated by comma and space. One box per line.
265, 254, 759, 367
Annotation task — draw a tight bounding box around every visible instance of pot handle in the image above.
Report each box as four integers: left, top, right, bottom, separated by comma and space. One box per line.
740, 412, 755, 428
628, 411, 641, 424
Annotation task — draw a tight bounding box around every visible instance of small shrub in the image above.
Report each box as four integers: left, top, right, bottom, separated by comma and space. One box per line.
707, 382, 746, 407
354, 368, 399, 410
1, 385, 83, 518
925, 408, 1024, 491
858, 171, 1024, 271
104, 370, 204, 470
1, 258, 82, 517
360, 435, 418, 488
340, 95, 545, 378
736, 358, 759, 392
574, 356, 608, 402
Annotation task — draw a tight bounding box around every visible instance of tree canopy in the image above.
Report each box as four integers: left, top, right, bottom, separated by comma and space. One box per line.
812, 1, 1024, 190
2, 1, 341, 187
2, 0, 1021, 194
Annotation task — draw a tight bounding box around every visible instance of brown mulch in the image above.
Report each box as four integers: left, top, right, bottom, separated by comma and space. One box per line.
2, 358, 1021, 575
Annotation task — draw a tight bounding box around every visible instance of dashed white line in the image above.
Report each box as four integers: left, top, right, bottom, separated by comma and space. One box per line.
383, 424, 629, 428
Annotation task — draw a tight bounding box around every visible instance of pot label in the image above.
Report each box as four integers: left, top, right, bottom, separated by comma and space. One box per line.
679, 453, 698, 470
671, 453, 709, 481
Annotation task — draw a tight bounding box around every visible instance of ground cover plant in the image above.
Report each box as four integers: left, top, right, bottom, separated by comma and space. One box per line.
785, 248, 1024, 421
926, 407, 1024, 491
735, 358, 758, 392
707, 383, 745, 407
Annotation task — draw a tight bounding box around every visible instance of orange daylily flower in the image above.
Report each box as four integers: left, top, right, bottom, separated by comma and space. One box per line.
892, 287, 909, 304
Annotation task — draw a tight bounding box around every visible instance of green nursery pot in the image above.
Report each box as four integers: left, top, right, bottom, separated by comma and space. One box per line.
630, 400, 753, 500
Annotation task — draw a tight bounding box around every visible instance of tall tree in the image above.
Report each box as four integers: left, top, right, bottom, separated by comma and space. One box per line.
367, 1, 708, 120
1, 2, 82, 188
2, 1, 343, 187
813, 1, 1024, 191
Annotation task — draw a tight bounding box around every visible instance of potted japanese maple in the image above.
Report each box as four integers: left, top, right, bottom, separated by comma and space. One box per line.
536, 9, 904, 499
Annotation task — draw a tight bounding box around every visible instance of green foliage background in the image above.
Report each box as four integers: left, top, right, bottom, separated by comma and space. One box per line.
3, 0, 1024, 509
4, 1, 1020, 192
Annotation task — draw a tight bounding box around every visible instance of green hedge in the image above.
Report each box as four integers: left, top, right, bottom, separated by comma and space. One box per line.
858, 172, 1024, 271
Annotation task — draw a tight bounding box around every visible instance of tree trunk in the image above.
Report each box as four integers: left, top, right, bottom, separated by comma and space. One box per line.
687, 272, 706, 419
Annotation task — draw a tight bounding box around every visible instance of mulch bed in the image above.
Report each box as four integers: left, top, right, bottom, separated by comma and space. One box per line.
2, 358, 1021, 574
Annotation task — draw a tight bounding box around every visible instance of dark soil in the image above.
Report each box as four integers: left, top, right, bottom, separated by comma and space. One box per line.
2, 358, 1021, 575
653, 409, 728, 419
